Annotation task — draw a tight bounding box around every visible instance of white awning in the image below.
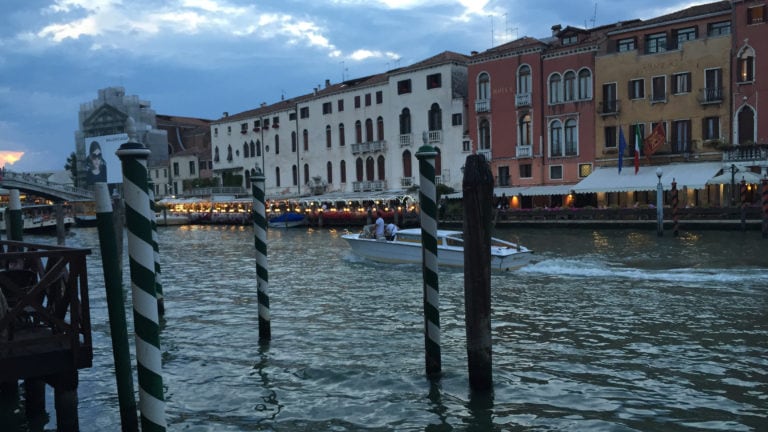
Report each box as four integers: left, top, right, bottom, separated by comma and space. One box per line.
573, 162, 723, 193
520, 184, 575, 196
707, 168, 765, 185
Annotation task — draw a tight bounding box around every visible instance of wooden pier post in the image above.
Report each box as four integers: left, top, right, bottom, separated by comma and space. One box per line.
416, 135, 441, 378
251, 166, 271, 342
740, 178, 747, 232
8, 190, 23, 241
95, 183, 139, 432
671, 179, 679, 237
55, 201, 66, 245
462, 154, 494, 391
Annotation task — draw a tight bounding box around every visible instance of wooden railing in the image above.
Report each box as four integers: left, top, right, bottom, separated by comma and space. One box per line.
0, 240, 93, 381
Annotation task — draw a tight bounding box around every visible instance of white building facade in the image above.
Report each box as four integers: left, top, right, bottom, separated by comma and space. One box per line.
210, 51, 470, 198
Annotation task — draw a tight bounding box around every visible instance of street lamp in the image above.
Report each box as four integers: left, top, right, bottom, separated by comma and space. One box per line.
730, 163, 737, 206
656, 167, 663, 237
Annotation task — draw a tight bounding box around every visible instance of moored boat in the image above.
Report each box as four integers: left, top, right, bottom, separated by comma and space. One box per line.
342, 227, 533, 271
268, 211, 306, 228
0, 204, 75, 234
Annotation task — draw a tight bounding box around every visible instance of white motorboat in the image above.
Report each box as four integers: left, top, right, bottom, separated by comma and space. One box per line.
342, 227, 533, 271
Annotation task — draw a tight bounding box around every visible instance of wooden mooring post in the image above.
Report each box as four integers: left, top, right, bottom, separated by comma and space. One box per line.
462, 154, 494, 391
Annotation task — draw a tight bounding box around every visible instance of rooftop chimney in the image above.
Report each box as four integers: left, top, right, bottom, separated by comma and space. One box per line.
551, 24, 562, 36
222, 111, 229, 117
325, 79, 331, 88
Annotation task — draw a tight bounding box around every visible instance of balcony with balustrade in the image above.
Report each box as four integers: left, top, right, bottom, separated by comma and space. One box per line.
477, 149, 492, 162
598, 99, 620, 116
516, 93, 531, 108
516, 145, 533, 158
400, 177, 414, 188
698, 87, 723, 105
427, 130, 442, 145
400, 134, 412, 147
475, 99, 490, 113
351, 140, 387, 155
352, 180, 386, 192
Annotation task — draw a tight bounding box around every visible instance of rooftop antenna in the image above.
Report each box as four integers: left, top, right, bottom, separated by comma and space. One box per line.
340, 61, 348, 81
589, 1, 598, 28
490, 15, 494, 47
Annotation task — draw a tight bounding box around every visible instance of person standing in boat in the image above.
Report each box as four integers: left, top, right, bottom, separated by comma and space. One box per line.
374, 212, 385, 240
385, 222, 398, 241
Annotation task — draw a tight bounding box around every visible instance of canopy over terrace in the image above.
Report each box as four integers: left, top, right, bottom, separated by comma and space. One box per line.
572, 162, 723, 193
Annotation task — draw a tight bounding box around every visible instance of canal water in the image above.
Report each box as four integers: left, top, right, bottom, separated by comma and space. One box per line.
7, 225, 768, 431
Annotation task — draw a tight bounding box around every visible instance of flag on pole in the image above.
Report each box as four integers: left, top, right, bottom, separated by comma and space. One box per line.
618, 127, 627, 174
644, 122, 666, 158
634, 125, 642, 175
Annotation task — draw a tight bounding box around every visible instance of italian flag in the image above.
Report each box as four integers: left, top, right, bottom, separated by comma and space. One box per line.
634, 126, 642, 175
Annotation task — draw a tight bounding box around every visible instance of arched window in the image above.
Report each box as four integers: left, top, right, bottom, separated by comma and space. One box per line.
227, 145, 233, 162
274, 135, 280, 155
292, 165, 298, 186
518, 65, 531, 94
340, 160, 347, 183
737, 105, 756, 144
214, 146, 220, 162
327, 161, 333, 184
428, 103, 442, 131
564, 71, 576, 101
338, 123, 345, 147
243, 141, 250, 158
479, 119, 491, 150
365, 118, 374, 142
578, 69, 592, 99
550, 120, 563, 157
399, 108, 411, 135
256, 140, 261, 157
366, 156, 375, 181
737, 46, 755, 83
377, 155, 386, 181
326, 125, 332, 148
519, 113, 532, 146
244, 169, 251, 189
250, 140, 255, 157
565, 119, 577, 155
304, 164, 310, 185
356, 157, 364, 181
303, 129, 309, 151
478, 72, 490, 100
291, 131, 297, 152
377, 117, 384, 141
549, 73, 562, 104
402, 150, 412, 178
275, 166, 280, 187
355, 121, 362, 143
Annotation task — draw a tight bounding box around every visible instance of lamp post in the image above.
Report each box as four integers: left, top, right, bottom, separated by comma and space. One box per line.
730, 164, 737, 206
656, 167, 663, 237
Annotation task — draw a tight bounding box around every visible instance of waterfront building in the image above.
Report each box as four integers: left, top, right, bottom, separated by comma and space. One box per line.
210, 52, 469, 198
732, 0, 767, 149
154, 114, 213, 198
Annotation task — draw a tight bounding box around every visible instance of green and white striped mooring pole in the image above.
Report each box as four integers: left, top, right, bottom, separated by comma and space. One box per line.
251, 165, 271, 342
416, 133, 441, 378
148, 179, 165, 316
117, 118, 166, 431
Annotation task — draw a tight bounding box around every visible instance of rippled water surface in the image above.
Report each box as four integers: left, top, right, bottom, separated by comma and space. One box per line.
8, 226, 768, 431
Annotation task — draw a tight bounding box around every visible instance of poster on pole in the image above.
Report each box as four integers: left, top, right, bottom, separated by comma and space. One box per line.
85, 133, 128, 184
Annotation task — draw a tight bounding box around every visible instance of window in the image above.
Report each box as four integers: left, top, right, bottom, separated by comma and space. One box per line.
704, 68, 723, 101
189, 161, 195, 175
748, 5, 765, 24
274, 135, 280, 155
497, 166, 510, 186
651, 76, 666, 102
579, 163, 592, 178
550, 120, 563, 157
253, 120, 260, 129
399, 108, 411, 134
214, 127, 218, 137
672, 120, 691, 154
702, 116, 720, 140
263, 118, 270, 129
561, 35, 577, 45
518, 65, 531, 94
304, 164, 309, 184
462, 139, 471, 152
519, 164, 532, 178
256, 140, 262, 157
604, 126, 617, 148
377, 117, 384, 141
549, 73, 562, 104
564, 71, 576, 101
519, 113, 532, 146
629, 78, 645, 99
452, 113, 462, 126
289, 112, 297, 121
428, 103, 442, 131
243, 142, 250, 158
397, 79, 412, 95
376, 91, 383, 104
340, 160, 347, 183
226, 145, 232, 161
292, 165, 298, 186
645, 32, 667, 54
672, 27, 697, 48
303, 129, 309, 151
354, 95, 361, 108
275, 167, 280, 187
323, 102, 332, 114
289, 132, 295, 152
300, 107, 309, 118
672, 72, 691, 94
708, 21, 730, 36
327, 162, 333, 184
618, 37, 636, 52
737, 47, 755, 82
272, 116, 279, 128
564, 119, 577, 156
427, 73, 442, 89
479, 119, 491, 150
338, 99, 344, 112
365, 118, 374, 142
550, 165, 563, 180
241, 123, 248, 134
578, 69, 592, 99
355, 120, 362, 143
227, 126, 231, 135
478, 72, 490, 104
602, 82, 617, 113
250, 140, 256, 156
338, 124, 345, 147
326, 125, 332, 148
173, 162, 179, 176
365, 93, 371, 106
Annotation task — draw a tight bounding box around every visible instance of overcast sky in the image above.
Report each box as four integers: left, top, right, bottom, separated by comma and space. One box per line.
0, 0, 710, 173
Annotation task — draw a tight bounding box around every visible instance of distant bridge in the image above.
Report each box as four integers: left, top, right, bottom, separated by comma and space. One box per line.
0, 171, 94, 202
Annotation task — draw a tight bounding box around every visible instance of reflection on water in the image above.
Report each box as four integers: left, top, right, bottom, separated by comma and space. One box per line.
8, 226, 768, 431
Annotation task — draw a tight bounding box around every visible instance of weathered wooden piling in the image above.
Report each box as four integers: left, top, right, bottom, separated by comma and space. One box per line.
462, 154, 494, 391
55, 202, 66, 245
8, 190, 23, 241
251, 166, 271, 342
416, 136, 441, 378
117, 119, 166, 431
740, 178, 747, 232
95, 183, 139, 432
671, 179, 679, 237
